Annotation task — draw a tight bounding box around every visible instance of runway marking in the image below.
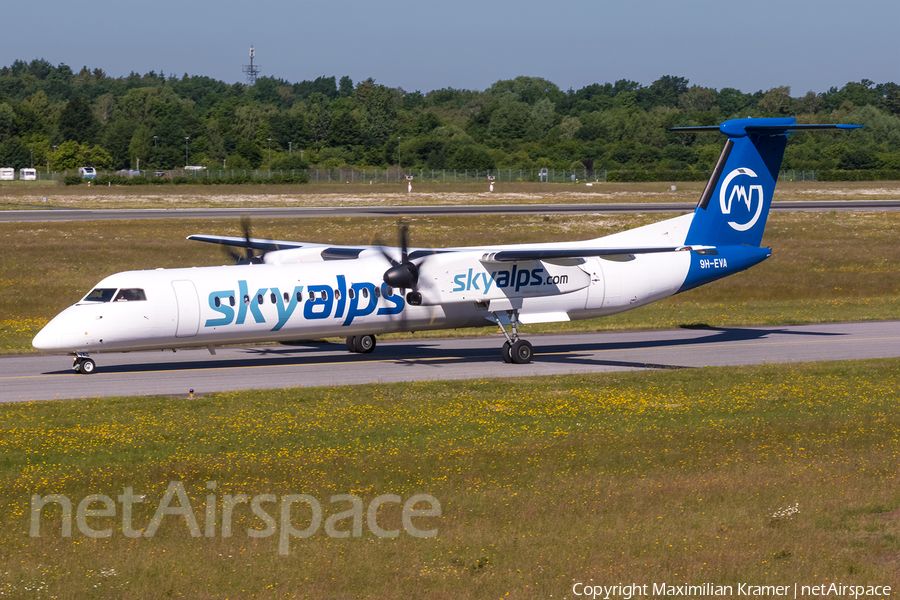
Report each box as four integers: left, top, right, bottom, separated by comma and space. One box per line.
4, 333, 899, 382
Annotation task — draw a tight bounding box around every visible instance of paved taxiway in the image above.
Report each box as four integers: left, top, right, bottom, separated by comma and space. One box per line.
2, 321, 898, 403
2, 200, 900, 222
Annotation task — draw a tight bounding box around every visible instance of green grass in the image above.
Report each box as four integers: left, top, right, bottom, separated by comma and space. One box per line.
3, 211, 899, 353
2, 360, 899, 598
2, 180, 900, 210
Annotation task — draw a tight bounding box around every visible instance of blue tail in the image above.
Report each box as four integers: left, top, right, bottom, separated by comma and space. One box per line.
674, 118, 861, 247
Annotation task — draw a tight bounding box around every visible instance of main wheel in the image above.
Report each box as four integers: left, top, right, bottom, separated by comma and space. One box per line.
510, 340, 533, 364
501, 341, 512, 363
357, 334, 376, 353
346, 336, 359, 353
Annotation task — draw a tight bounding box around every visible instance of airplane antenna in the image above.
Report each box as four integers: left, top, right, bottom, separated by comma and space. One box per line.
242, 45, 261, 86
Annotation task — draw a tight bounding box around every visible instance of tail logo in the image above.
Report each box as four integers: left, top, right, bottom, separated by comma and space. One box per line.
720, 168, 764, 232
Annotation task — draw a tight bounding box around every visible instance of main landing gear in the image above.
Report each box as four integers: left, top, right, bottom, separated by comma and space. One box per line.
492, 310, 533, 364
346, 334, 377, 354
73, 353, 96, 374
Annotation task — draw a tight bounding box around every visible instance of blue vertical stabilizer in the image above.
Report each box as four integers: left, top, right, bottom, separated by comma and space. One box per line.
672, 118, 861, 247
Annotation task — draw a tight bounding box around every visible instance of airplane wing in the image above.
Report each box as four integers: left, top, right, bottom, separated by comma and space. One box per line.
188, 234, 447, 262
479, 246, 693, 262
189, 234, 698, 262
186, 234, 307, 252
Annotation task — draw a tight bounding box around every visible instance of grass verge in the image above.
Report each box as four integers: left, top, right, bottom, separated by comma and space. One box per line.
2, 359, 898, 598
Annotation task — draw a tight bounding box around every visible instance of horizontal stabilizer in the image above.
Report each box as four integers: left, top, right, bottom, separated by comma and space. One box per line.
670, 118, 862, 138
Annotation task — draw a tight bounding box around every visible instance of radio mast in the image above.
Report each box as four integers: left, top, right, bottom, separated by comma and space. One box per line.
242, 45, 261, 85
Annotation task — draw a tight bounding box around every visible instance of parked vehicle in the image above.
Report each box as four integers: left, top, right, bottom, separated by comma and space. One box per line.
78, 167, 97, 179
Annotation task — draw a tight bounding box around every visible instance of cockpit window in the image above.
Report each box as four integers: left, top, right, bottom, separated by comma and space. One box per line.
114, 288, 147, 302
83, 288, 117, 303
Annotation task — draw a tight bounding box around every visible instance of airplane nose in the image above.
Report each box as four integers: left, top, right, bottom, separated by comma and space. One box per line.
32, 324, 59, 351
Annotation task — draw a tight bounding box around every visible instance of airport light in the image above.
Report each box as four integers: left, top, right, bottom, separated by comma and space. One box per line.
185, 137, 189, 166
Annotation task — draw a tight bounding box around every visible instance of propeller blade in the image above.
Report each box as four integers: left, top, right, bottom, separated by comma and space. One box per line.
380, 219, 419, 289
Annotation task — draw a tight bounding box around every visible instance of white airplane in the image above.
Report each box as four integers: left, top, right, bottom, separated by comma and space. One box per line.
33, 117, 859, 373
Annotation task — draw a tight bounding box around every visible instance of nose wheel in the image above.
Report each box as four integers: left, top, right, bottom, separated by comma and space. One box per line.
73, 354, 96, 374
493, 311, 534, 364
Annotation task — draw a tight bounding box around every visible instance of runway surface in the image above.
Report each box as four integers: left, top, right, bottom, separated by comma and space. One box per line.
2, 200, 900, 222
2, 321, 898, 403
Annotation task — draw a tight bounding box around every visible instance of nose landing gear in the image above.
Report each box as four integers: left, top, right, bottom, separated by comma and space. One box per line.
73, 353, 96, 374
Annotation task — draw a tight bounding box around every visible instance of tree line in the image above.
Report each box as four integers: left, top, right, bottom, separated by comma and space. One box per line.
1, 58, 899, 177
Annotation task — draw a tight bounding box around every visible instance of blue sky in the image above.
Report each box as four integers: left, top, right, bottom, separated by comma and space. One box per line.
2, 0, 896, 95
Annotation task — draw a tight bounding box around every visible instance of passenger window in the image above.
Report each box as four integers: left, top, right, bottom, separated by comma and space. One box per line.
114, 288, 146, 302
296, 291, 302, 302
323, 289, 330, 301
374, 287, 381, 298
270, 292, 277, 304
348, 289, 355, 300
83, 288, 117, 302
214, 297, 221, 308
257, 294, 264, 304
283, 292, 289, 303
362, 288, 369, 298
229, 296, 235, 307
335, 290, 342, 300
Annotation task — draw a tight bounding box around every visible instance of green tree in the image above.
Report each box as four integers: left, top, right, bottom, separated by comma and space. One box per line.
57, 96, 99, 144
307, 93, 331, 151
758, 86, 793, 115
0, 102, 16, 141
83, 144, 113, 169
679, 86, 717, 112
487, 96, 530, 140
50, 140, 82, 170
638, 75, 689, 110
527, 97, 556, 140
235, 138, 263, 168
338, 76, 354, 98
883, 90, 900, 115
128, 125, 152, 169
360, 85, 398, 148
0, 138, 30, 169
448, 145, 494, 170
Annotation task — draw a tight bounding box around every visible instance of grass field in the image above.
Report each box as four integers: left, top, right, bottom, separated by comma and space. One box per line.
2, 359, 898, 598
1, 180, 899, 210
2, 210, 898, 353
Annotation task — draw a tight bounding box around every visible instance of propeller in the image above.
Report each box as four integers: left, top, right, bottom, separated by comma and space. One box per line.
225, 217, 266, 265
381, 221, 419, 289
377, 220, 427, 306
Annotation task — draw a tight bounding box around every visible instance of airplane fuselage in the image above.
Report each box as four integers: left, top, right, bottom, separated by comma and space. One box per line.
32, 214, 769, 356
